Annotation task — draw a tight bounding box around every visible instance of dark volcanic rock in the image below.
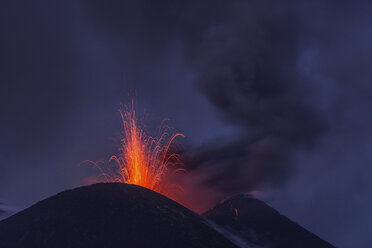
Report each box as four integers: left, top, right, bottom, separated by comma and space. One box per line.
0, 183, 238, 248
203, 194, 335, 248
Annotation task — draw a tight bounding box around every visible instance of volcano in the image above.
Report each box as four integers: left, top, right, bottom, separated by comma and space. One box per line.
0, 183, 335, 248
0, 183, 238, 248
203, 193, 335, 248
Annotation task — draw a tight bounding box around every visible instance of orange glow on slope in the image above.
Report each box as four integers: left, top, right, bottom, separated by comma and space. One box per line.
102, 105, 184, 195
234, 208, 239, 217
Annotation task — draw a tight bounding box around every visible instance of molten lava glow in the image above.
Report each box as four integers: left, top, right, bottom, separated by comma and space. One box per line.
234, 208, 239, 217
105, 106, 184, 195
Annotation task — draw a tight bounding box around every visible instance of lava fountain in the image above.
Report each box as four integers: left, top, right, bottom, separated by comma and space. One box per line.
90, 104, 184, 197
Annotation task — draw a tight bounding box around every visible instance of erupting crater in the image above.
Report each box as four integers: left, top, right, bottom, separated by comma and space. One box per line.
88, 104, 185, 198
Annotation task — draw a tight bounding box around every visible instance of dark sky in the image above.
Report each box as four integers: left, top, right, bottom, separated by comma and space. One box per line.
1, 1, 372, 247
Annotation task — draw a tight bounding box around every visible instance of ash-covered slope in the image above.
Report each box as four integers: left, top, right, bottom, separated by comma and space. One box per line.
203, 194, 335, 248
0, 183, 238, 248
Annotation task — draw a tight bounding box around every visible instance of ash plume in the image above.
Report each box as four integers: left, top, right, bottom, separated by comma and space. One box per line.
179, 0, 326, 196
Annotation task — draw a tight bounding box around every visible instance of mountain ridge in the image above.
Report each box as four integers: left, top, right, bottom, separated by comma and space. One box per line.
203, 193, 335, 248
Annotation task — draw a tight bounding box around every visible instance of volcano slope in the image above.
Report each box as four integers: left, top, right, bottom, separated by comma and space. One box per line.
0, 183, 238, 248
203, 194, 335, 248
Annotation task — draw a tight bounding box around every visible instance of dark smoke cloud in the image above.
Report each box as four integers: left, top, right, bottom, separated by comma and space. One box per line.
181, 1, 326, 196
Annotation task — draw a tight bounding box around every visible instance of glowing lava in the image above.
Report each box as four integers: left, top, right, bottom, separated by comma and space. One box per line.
97, 105, 184, 196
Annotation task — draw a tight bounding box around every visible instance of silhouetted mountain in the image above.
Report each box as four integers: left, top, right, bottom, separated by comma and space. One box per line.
203, 193, 335, 248
0, 183, 238, 248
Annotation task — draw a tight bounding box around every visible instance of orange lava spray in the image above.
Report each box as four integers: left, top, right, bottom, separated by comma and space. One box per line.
101, 104, 184, 196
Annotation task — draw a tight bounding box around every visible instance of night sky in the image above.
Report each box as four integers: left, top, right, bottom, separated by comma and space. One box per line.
1, 1, 372, 247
